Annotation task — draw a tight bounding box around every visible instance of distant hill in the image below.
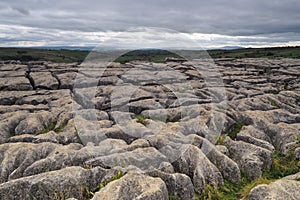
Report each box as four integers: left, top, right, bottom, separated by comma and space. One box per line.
30, 46, 95, 51
0, 46, 300, 64
215, 46, 245, 50
208, 46, 300, 59
0, 47, 89, 63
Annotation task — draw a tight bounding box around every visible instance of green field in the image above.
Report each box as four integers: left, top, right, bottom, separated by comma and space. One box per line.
0, 47, 89, 63
208, 46, 300, 59
0, 46, 300, 64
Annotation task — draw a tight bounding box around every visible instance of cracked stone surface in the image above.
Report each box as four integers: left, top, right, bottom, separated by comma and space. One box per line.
0, 58, 299, 199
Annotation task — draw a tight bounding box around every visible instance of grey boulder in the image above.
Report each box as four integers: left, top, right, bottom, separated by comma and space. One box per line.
92, 173, 168, 200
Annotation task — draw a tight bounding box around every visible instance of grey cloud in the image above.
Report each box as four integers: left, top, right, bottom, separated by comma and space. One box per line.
0, 0, 300, 47
1, 25, 299, 49
1, 0, 300, 35
11, 7, 30, 16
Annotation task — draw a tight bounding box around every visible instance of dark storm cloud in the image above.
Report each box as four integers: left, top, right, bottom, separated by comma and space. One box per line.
0, 0, 300, 47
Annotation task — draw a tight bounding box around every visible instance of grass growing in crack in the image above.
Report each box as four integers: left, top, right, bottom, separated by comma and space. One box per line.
284, 82, 289, 90
54, 123, 67, 133
195, 176, 275, 200
238, 178, 275, 199
196, 147, 300, 200
135, 115, 150, 125
85, 171, 123, 199
39, 121, 68, 134
269, 99, 279, 108
165, 116, 181, 123
135, 114, 181, 125
265, 69, 272, 75
197, 184, 223, 200
39, 121, 57, 134
263, 150, 299, 179
228, 122, 244, 140
216, 135, 226, 145
296, 135, 300, 144
195, 179, 247, 200
271, 90, 280, 95
74, 127, 83, 145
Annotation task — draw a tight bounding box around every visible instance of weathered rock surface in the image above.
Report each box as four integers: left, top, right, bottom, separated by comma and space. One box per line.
0, 142, 60, 183
0, 58, 299, 199
237, 125, 275, 151
85, 147, 168, 171
30, 72, 59, 89
15, 110, 56, 135
92, 173, 168, 200
224, 137, 273, 180
172, 144, 223, 193
147, 169, 194, 200
0, 166, 118, 200
248, 180, 300, 200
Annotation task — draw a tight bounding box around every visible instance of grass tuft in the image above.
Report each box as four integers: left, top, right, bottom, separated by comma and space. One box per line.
39, 121, 57, 134
263, 150, 299, 179
228, 122, 244, 140
296, 135, 300, 143
238, 178, 275, 200
85, 171, 123, 199
54, 123, 67, 133
135, 115, 150, 125
216, 135, 226, 145
269, 99, 279, 107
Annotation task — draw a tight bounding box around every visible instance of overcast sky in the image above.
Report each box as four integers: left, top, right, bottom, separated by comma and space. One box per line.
0, 0, 300, 49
